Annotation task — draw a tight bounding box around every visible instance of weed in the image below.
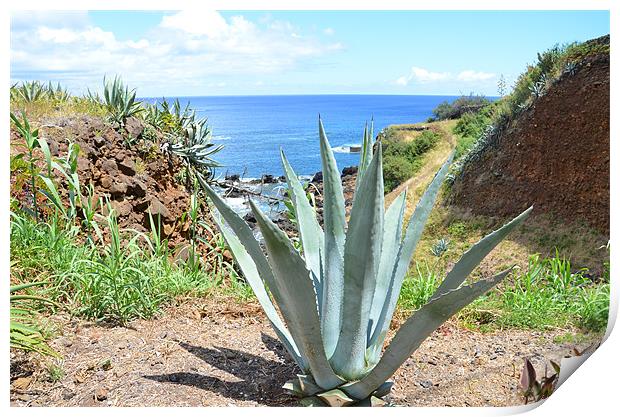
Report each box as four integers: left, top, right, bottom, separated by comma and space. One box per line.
447, 221, 468, 239
47, 363, 65, 382
398, 262, 442, 312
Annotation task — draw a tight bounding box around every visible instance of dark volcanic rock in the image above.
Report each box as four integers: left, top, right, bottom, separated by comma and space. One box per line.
311, 171, 323, 183
341, 166, 358, 176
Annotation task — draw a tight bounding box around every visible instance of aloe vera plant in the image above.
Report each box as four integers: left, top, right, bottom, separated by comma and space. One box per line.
199, 118, 531, 406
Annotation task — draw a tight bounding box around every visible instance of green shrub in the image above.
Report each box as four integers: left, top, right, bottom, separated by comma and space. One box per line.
432, 94, 491, 121
383, 130, 441, 192
383, 155, 416, 193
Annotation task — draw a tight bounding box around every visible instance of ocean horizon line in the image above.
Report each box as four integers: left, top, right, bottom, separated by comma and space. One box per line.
139, 93, 499, 100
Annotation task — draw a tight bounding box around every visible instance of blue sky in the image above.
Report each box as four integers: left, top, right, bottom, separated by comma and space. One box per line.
10, 10, 609, 97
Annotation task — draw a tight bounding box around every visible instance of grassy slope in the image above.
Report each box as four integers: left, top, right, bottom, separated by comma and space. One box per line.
382, 120, 608, 334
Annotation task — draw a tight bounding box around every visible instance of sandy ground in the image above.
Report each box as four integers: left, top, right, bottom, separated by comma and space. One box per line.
10, 296, 600, 407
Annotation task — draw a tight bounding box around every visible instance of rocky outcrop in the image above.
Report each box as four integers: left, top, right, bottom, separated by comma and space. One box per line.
16, 115, 198, 248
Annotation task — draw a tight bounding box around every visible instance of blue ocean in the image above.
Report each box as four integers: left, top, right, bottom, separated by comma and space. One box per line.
150, 95, 457, 178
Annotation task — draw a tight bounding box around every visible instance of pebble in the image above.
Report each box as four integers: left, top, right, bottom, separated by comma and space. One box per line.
95, 388, 108, 401
62, 389, 75, 400
13, 376, 32, 390
418, 380, 433, 389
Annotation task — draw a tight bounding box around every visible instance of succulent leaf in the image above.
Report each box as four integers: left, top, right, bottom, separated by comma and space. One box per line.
367, 190, 407, 345
200, 181, 307, 371
280, 150, 325, 304
318, 118, 347, 358
213, 214, 306, 371
367, 155, 453, 356
317, 388, 355, 407
354, 122, 374, 191
331, 145, 384, 379
344, 268, 513, 400
250, 200, 342, 390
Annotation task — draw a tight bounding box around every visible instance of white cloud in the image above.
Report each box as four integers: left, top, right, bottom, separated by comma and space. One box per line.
323, 27, 335, 36
457, 70, 496, 82
396, 66, 450, 86
160, 10, 230, 38
395, 66, 496, 87
10, 10, 344, 94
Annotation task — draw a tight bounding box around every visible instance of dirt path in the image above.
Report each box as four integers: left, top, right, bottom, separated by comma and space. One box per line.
384, 122, 457, 219
10, 297, 599, 407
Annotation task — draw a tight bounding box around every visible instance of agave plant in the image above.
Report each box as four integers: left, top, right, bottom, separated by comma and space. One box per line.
430, 237, 450, 257
45, 81, 70, 102
199, 118, 531, 406
102, 76, 143, 127
169, 118, 223, 180
14, 80, 45, 102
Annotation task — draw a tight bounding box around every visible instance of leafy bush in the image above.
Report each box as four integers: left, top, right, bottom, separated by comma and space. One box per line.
383, 130, 440, 192
431, 94, 491, 121
383, 156, 417, 193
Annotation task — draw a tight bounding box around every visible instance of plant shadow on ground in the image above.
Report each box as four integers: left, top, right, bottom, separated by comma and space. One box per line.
143, 333, 298, 406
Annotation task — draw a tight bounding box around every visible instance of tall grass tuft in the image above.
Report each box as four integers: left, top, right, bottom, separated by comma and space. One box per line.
461, 253, 610, 332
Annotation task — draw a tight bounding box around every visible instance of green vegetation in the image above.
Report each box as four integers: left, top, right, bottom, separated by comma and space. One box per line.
201, 117, 530, 406
102, 76, 143, 126
10, 281, 59, 357
9, 104, 230, 332
11, 77, 222, 182
10, 112, 44, 220
382, 129, 442, 192
430, 94, 491, 121
399, 254, 609, 333
47, 363, 65, 383
10, 202, 235, 326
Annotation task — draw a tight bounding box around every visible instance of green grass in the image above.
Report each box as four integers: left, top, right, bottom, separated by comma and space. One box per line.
47, 363, 65, 383
397, 247, 609, 334
398, 262, 441, 312
10, 210, 242, 325
461, 255, 609, 332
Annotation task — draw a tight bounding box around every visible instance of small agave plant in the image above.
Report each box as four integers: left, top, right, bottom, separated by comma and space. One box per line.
199, 118, 531, 406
